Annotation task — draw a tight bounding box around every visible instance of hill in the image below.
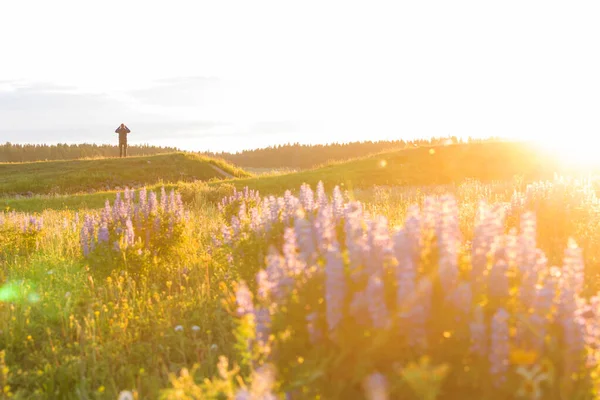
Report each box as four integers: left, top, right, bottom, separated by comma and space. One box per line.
223, 140, 563, 195
0, 152, 250, 197
204, 136, 503, 170
2, 141, 567, 213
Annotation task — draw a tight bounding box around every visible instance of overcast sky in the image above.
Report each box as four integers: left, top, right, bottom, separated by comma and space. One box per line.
1, 1, 599, 152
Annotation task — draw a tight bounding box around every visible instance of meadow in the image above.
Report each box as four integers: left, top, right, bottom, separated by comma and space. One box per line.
1, 142, 600, 399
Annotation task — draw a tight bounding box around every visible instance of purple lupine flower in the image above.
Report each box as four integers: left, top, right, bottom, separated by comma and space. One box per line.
97, 224, 109, 244
559, 284, 586, 374
364, 216, 392, 276
325, 247, 346, 337
139, 187, 147, 212
299, 183, 314, 212
471, 201, 504, 293
112, 192, 121, 218
344, 202, 368, 281
123, 187, 131, 203
449, 282, 472, 316
517, 212, 537, 275
80, 224, 90, 257
363, 372, 389, 400
562, 238, 584, 295
175, 192, 184, 217
332, 186, 345, 221
81, 215, 96, 255
282, 190, 297, 223
470, 305, 487, 357
533, 272, 557, 318
420, 196, 438, 240
520, 251, 546, 312
238, 200, 246, 221
406, 277, 432, 348
231, 216, 241, 238
489, 308, 510, 386
255, 307, 271, 347
249, 207, 261, 232
101, 200, 111, 224
366, 274, 389, 329
294, 217, 317, 265
403, 205, 421, 264
283, 227, 305, 276
235, 281, 254, 316
558, 241, 586, 374
265, 247, 293, 301
437, 195, 460, 292
256, 269, 274, 301
581, 296, 600, 367
125, 218, 135, 248
314, 204, 337, 255
148, 191, 158, 216
221, 224, 232, 245
168, 190, 177, 214
488, 260, 509, 299
394, 229, 416, 310
316, 181, 327, 209
260, 197, 273, 231
160, 187, 167, 211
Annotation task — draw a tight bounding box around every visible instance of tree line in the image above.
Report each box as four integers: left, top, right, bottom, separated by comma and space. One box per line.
0, 136, 503, 168
0, 143, 179, 163
204, 136, 503, 169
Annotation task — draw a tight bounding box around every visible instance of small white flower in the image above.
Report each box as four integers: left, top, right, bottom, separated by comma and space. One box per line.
174, 325, 184, 332
191, 325, 200, 332
65, 292, 71, 298
210, 344, 218, 351
47, 270, 54, 275
117, 390, 134, 400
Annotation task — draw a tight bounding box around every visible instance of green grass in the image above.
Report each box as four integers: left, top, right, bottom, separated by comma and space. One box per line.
0, 152, 251, 197
0, 141, 570, 213
221, 141, 562, 195
3, 149, 600, 398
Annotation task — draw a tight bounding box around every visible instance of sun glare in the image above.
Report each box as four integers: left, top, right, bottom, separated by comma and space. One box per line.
535, 137, 600, 169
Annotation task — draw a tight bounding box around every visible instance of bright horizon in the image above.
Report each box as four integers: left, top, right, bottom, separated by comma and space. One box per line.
1, 1, 599, 153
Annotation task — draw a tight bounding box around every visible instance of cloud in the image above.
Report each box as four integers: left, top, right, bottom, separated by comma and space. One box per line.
128, 76, 221, 108
0, 81, 226, 146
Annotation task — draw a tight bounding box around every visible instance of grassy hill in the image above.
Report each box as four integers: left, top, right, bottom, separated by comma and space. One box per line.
2, 141, 570, 213
0, 152, 250, 197
223, 141, 563, 195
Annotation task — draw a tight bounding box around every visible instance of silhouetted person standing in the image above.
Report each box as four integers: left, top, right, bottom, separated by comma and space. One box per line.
115, 123, 131, 157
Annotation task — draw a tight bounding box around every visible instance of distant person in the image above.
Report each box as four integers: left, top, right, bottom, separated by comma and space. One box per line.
115, 123, 131, 157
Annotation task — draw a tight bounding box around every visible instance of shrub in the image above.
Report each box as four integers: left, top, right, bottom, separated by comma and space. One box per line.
0, 212, 43, 259
80, 187, 188, 278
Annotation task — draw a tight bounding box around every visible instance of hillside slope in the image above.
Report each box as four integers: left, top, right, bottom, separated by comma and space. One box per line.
1, 141, 570, 212
223, 141, 562, 194
0, 152, 250, 196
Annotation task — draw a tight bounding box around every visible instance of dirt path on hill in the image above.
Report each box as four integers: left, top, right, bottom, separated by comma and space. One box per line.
210, 165, 234, 179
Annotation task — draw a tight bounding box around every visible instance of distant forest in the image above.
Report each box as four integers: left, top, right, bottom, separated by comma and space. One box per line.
1, 136, 503, 168
205, 136, 502, 169
0, 143, 179, 163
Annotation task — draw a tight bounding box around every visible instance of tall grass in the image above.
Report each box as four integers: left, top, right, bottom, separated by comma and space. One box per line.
1, 176, 600, 398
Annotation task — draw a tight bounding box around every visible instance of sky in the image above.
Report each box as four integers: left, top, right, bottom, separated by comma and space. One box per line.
1, 1, 599, 153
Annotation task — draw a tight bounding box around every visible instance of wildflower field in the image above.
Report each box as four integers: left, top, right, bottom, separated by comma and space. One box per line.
2, 171, 600, 398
